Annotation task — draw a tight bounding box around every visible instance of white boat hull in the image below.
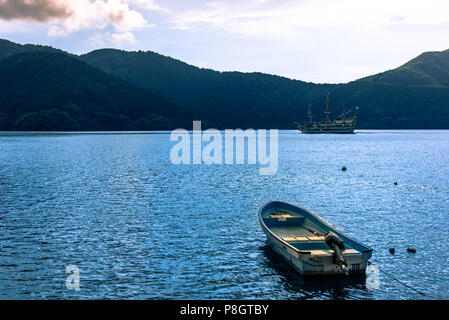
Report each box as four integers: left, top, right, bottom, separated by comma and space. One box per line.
259, 201, 372, 276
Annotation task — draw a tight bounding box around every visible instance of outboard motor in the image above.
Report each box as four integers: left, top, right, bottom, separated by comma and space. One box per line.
325, 231, 349, 275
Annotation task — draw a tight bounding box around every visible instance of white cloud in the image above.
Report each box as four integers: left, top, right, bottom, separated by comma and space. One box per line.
110, 31, 137, 44
161, 0, 449, 82
169, 0, 449, 37
122, 0, 165, 11
87, 32, 106, 46
47, 0, 148, 36
2, 0, 449, 82
88, 29, 145, 46
0, 0, 150, 42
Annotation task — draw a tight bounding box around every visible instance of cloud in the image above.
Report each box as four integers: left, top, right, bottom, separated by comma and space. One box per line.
159, 0, 449, 83
0, 0, 149, 39
88, 30, 138, 45
49, 0, 148, 36
0, 0, 70, 22
122, 0, 164, 11
169, 0, 449, 37
110, 31, 136, 44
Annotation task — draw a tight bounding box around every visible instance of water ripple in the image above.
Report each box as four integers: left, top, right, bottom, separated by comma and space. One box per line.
0, 130, 448, 299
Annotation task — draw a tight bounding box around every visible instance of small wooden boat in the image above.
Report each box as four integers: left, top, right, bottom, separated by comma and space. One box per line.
259, 201, 373, 276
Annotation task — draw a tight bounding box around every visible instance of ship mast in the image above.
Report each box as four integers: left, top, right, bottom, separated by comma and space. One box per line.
307, 100, 313, 123
324, 94, 331, 123
342, 103, 346, 120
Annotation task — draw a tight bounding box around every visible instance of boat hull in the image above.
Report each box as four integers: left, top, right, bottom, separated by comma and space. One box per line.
297, 125, 355, 134
259, 201, 372, 276
300, 129, 355, 134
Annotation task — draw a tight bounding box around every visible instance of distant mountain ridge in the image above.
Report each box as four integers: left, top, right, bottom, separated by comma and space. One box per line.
78, 47, 449, 129
1, 38, 449, 130
0, 44, 192, 130
0, 38, 62, 60
79, 48, 332, 129
358, 49, 449, 87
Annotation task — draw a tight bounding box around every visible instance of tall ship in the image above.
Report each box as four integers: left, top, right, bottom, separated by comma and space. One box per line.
296, 96, 358, 134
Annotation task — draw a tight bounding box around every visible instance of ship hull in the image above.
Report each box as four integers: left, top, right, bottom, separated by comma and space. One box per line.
297, 125, 355, 134
300, 128, 355, 134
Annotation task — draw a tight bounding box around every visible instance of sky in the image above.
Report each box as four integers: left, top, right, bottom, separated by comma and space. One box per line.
1, 0, 449, 83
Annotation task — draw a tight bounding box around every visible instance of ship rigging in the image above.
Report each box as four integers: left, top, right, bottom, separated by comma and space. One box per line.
296, 95, 358, 134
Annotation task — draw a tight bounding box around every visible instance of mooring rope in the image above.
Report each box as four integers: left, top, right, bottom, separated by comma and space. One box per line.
369, 262, 445, 299
377, 266, 427, 296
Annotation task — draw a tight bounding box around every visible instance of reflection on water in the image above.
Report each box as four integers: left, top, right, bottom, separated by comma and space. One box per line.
0, 130, 448, 299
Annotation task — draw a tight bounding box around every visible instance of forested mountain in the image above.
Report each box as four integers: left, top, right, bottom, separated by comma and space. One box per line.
0, 50, 191, 130
357, 49, 449, 87
80, 48, 449, 129
0, 39, 60, 60
80, 49, 332, 129
1, 38, 449, 130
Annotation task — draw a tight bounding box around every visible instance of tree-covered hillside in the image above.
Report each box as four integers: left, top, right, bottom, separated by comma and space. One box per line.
357, 49, 449, 87
0, 51, 192, 130
1, 38, 449, 130
80, 48, 449, 129
80, 49, 333, 129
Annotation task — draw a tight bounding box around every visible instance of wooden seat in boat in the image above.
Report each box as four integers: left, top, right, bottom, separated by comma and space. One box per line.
269, 213, 292, 218
332, 249, 359, 255
282, 236, 325, 242
308, 236, 325, 241
308, 250, 330, 255
282, 237, 309, 242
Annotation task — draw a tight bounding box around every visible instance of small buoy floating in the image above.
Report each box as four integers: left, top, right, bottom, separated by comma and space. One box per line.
389, 248, 395, 254
407, 247, 416, 253
394, 182, 398, 185
341, 166, 347, 171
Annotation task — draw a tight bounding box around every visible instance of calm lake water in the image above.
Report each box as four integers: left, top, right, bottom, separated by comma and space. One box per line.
0, 130, 448, 300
